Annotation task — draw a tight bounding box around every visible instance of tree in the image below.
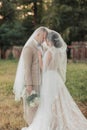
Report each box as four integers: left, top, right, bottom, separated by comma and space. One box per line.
14, 0, 45, 41
0, 0, 15, 58
0, 0, 16, 24
17, 0, 44, 25
0, 0, 26, 58
0, 0, 45, 57
42, 0, 87, 43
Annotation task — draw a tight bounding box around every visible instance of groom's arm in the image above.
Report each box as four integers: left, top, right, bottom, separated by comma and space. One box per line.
38, 50, 43, 70
23, 46, 33, 90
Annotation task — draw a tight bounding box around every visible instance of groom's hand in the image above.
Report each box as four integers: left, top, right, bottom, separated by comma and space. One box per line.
26, 85, 32, 95
38, 50, 42, 58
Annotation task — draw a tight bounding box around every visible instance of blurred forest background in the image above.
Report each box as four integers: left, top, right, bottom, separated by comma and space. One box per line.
0, 0, 87, 59
0, 1, 87, 129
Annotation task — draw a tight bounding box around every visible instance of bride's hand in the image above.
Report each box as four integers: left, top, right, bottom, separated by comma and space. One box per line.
26, 86, 33, 95
38, 50, 43, 70
38, 50, 42, 58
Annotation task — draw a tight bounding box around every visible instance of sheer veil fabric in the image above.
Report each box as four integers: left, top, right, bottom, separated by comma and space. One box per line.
13, 27, 87, 130
21, 29, 87, 130
13, 27, 50, 101
13, 27, 67, 101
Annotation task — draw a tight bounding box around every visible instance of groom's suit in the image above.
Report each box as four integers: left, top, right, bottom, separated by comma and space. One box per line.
22, 39, 42, 125
23, 39, 42, 94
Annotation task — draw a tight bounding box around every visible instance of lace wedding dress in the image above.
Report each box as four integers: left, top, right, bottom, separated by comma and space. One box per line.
22, 46, 87, 130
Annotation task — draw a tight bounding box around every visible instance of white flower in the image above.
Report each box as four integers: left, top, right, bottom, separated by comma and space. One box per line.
30, 90, 36, 95
29, 98, 40, 107
34, 97, 40, 104
30, 102, 36, 107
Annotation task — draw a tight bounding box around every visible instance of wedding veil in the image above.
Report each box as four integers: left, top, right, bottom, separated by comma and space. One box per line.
13, 27, 67, 101
53, 31, 67, 82
13, 27, 49, 101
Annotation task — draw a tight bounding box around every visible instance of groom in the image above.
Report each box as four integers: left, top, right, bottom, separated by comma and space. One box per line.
22, 27, 48, 125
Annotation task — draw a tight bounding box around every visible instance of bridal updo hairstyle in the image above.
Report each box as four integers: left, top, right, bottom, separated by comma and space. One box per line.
47, 31, 62, 48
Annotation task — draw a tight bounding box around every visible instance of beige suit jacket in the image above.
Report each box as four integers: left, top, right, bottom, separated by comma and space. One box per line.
23, 40, 42, 92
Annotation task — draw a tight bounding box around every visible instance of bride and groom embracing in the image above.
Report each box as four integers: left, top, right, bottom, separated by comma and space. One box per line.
13, 27, 87, 130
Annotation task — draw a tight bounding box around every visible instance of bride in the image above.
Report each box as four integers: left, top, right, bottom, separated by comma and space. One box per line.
14, 27, 87, 130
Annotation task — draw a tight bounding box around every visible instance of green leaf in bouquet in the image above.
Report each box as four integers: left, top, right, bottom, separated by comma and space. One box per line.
26, 94, 38, 104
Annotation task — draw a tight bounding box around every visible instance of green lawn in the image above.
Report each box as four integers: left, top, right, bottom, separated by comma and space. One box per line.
66, 62, 87, 102
0, 60, 87, 130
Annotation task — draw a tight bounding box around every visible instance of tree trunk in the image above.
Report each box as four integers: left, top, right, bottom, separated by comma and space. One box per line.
33, 2, 37, 25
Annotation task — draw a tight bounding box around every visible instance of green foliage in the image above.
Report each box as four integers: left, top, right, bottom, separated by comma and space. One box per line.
0, 23, 13, 49
42, 0, 87, 43
7, 21, 26, 45
0, 21, 26, 50
8, 52, 14, 60
0, 0, 44, 53
22, 15, 35, 37
0, 0, 87, 51
0, 0, 16, 23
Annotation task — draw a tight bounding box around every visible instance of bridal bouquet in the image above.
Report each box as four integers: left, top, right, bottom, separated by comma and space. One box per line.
26, 90, 40, 107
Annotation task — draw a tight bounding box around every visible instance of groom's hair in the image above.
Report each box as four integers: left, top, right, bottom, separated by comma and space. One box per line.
39, 27, 48, 36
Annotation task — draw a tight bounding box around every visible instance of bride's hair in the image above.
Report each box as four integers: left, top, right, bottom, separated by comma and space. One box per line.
47, 31, 62, 48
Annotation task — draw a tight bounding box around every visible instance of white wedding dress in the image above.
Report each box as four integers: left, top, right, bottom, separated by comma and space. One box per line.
22, 46, 87, 130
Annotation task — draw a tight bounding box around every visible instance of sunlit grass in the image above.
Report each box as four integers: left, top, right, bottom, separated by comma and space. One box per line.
0, 60, 26, 130
66, 62, 87, 102
0, 60, 87, 130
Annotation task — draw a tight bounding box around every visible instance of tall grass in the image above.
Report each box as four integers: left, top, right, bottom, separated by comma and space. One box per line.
66, 62, 87, 102
0, 60, 87, 130
0, 60, 26, 130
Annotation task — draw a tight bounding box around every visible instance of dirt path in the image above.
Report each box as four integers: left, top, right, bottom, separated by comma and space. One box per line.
78, 102, 87, 118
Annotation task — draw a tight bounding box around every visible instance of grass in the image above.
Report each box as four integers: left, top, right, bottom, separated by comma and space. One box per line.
66, 62, 87, 102
0, 60, 87, 130
0, 60, 26, 130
